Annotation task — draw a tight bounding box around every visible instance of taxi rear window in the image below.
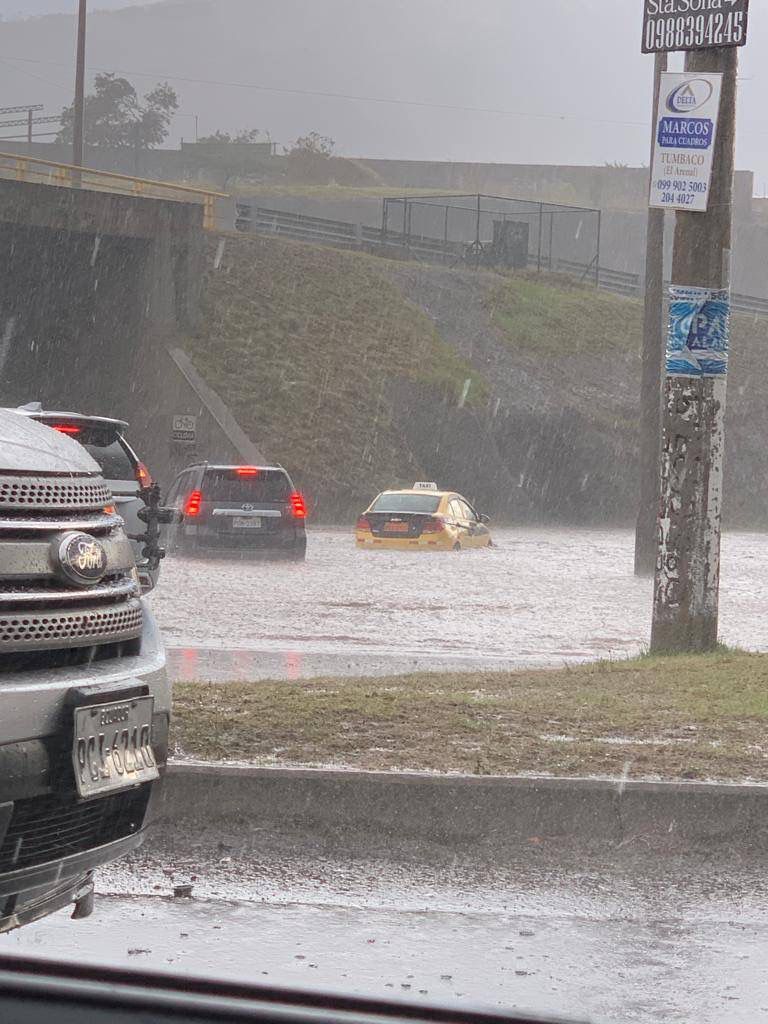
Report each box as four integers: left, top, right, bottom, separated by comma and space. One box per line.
371, 493, 441, 513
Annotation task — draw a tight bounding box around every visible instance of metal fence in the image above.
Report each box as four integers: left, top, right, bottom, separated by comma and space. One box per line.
238, 203, 768, 319
381, 194, 601, 279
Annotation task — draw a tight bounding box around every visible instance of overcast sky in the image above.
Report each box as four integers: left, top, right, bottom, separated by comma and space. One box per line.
0, 1, 162, 14
0, 0, 766, 192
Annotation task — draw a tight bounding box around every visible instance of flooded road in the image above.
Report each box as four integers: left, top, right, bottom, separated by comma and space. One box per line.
157, 528, 768, 681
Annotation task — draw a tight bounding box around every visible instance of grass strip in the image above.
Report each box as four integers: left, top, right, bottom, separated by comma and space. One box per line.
172, 651, 768, 782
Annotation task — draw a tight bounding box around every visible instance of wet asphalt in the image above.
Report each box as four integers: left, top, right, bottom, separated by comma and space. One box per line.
157, 527, 768, 682
7, 846, 768, 1024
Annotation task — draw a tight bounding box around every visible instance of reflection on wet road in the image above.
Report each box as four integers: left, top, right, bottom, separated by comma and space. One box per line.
156, 528, 768, 681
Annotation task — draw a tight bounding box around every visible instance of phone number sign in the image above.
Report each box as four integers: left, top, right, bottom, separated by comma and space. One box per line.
650, 72, 723, 212
642, 0, 749, 54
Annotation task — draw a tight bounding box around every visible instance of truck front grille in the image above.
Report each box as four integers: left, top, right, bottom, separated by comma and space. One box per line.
0, 470, 142, 663
0, 600, 143, 651
0, 476, 112, 511
0, 785, 150, 872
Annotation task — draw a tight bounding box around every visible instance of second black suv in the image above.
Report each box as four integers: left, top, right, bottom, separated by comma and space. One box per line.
166, 463, 307, 560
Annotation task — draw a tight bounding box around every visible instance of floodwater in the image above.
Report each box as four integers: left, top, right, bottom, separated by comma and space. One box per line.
157, 528, 768, 681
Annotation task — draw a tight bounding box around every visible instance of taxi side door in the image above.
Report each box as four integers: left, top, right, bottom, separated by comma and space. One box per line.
457, 498, 491, 548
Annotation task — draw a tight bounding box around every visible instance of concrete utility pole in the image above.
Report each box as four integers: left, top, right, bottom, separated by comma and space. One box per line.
634, 51, 668, 578
650, 47, 738, 653
72, 0, 87, 168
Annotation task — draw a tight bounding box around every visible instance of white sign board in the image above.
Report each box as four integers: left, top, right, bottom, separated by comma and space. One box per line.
172, 414, 197, 443
650, 72, 723, 213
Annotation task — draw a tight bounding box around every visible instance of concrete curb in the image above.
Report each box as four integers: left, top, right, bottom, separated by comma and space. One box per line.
157, 764, 768, 858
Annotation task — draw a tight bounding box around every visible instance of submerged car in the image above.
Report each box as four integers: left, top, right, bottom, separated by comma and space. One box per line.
355, 482, 492, 551
166, 462, 308, 560
13, 406, 158, 590
0, 409, 169, 932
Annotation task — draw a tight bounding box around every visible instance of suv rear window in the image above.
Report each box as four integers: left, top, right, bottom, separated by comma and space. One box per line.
70, 426, 136, 481
204, 469, 291, 503
371, 493, 441, 513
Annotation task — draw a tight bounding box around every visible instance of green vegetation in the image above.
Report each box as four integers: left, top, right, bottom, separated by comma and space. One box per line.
487, 273, 642, 357
173, 651, 768, 782
186, 233, 484, 517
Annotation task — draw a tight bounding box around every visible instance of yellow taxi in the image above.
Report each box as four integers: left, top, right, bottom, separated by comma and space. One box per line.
355, 483, 492, 551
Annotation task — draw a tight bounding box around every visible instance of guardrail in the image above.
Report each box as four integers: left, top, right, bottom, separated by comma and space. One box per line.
241, 203, 768, 319
0, 151, 228, 230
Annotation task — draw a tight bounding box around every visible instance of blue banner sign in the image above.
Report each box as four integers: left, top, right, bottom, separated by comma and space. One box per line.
666, 285, 730, 378
657, 117, 714, 150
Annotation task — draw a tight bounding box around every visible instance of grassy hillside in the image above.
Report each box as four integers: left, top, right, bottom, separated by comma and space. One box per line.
186, 237, 768, 527
487, 273, 642, 358
186, 233, 483, 517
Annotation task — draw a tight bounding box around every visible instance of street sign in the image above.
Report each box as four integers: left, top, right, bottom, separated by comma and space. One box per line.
649, 72, 723, 212
172, 414, 197, 443
642, 0, 749, 54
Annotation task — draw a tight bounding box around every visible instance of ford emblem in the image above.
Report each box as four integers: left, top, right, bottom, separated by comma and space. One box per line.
54, 532, 108, 587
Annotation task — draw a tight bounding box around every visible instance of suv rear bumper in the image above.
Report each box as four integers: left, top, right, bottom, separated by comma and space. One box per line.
181, 524, 306, 555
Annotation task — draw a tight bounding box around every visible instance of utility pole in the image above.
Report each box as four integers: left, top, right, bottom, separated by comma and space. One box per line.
72, 0, 87, 168
26, 107, 33, 147
650, 45, 738, 653
634, 51, 667, 578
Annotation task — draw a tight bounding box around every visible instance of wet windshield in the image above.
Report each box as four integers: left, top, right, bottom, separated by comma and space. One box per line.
0, 2, 763, 1023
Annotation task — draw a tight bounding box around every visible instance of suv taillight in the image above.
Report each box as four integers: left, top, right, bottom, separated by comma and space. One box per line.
184, 490, 202, 517
356, 515, 371, 531
421, 517, 445, 534
135, 461, 153, 488
290, 492, 307, 519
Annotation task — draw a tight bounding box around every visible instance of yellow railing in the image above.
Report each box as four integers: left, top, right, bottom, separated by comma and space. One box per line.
0, 151, 228, 230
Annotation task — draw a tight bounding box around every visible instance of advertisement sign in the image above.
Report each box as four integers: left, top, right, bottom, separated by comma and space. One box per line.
642, 0, 749, 54
666, 286, 730, 377
649, 72, 723, 213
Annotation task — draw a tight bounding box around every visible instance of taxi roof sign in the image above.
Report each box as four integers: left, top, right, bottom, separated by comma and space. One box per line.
413, 481, 438, 491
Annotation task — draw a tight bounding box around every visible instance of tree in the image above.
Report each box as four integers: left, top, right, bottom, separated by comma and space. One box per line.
289, 132, 335, 157
57, 73, 178, 149
197, 128, 265, 145
285, 131, 337, 184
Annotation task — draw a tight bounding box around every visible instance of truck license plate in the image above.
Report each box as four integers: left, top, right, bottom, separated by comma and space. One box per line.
73, 696, 159, 799
233, 516, 262, 529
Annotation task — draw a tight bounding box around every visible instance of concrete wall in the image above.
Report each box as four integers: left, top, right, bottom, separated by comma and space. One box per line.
0, 178, 203, 484
359, 158, 755, 217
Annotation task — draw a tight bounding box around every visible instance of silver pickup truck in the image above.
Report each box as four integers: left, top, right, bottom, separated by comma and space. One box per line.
0, 409, 169, 932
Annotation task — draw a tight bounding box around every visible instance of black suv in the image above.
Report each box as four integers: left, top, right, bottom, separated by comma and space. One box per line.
166, 463, 307, 560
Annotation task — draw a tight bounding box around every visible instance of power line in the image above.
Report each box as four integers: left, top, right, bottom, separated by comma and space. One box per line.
0, 53, 651, 131
0, 115, 60, 129
0, 104, 42, 115
0, 131, 59, 141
